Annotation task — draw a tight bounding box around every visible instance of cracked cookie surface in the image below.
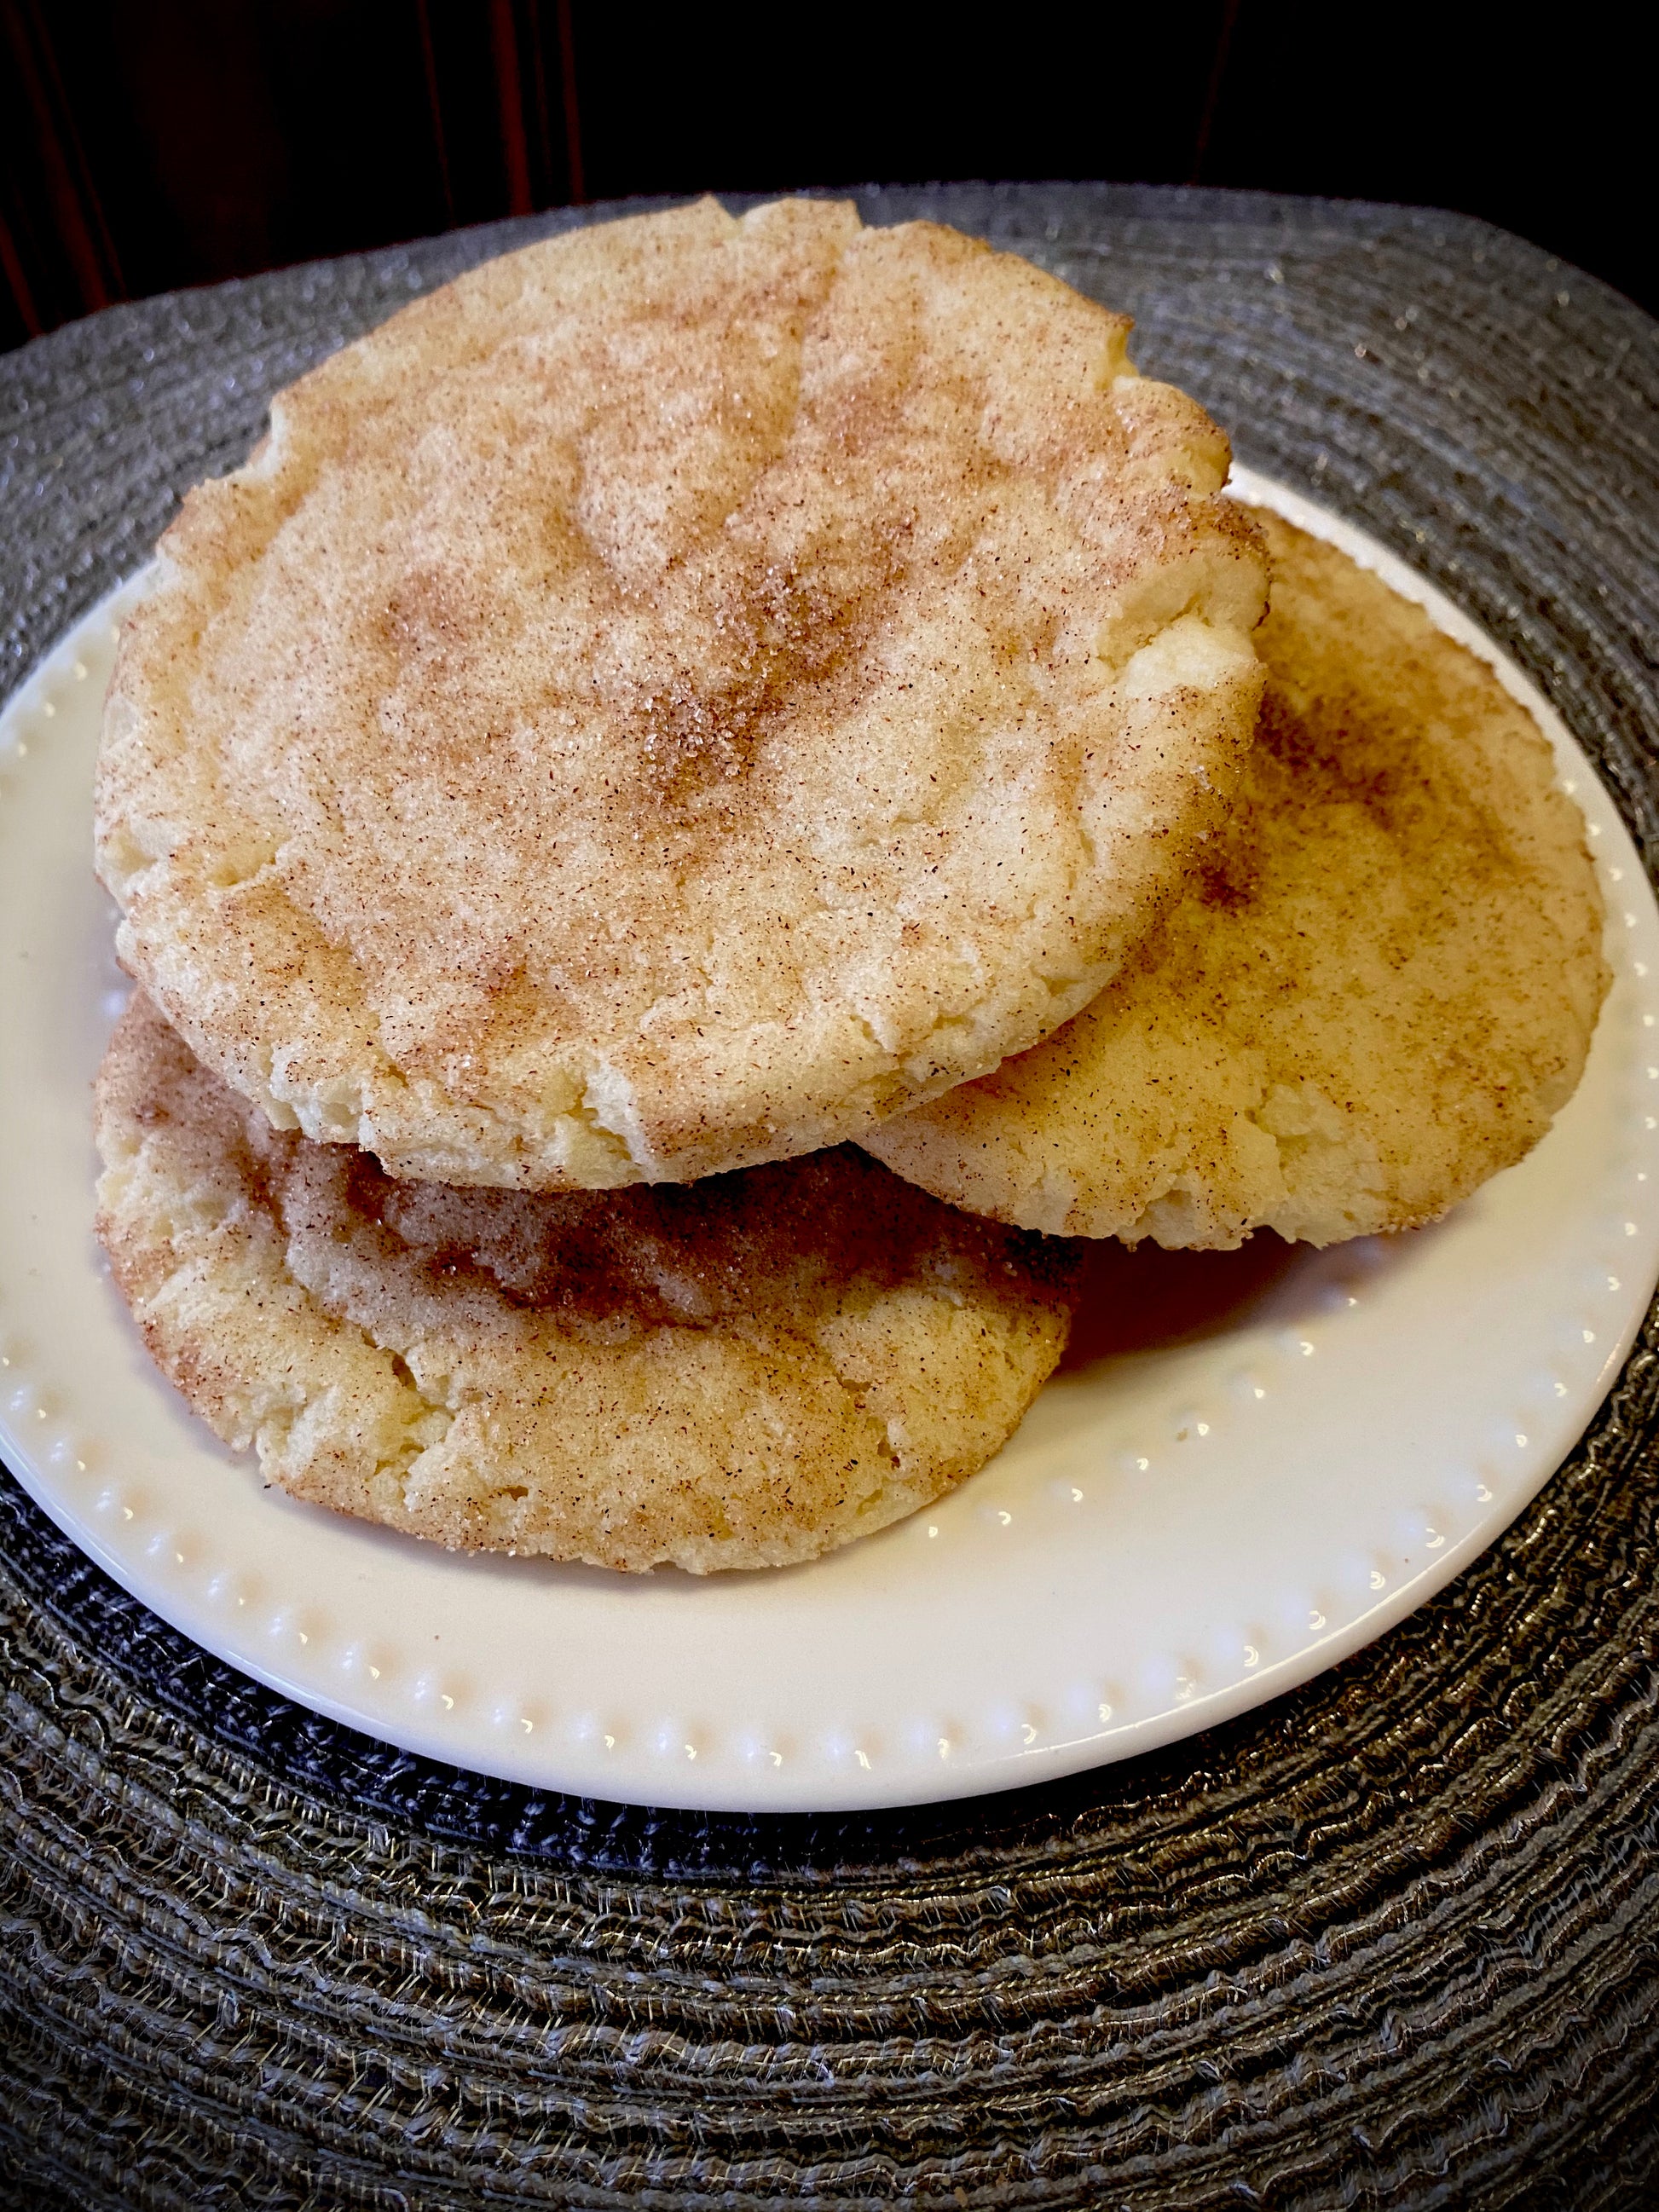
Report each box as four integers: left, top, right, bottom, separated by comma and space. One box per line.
865, 511, 1609, 1247
95, 193, 1264, 1190
95, 993, 1078, 1572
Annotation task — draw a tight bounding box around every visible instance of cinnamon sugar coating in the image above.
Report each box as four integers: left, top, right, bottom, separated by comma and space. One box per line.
866, 511, 1610, 1246
96, 195, 1265, 1189
95, 993, 1078, 1572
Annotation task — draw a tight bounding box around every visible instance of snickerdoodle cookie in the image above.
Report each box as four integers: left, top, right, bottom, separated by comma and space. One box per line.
95, 992, 1078, 1572
96, 194, 1265, 1190
866, 510, 1608, 1247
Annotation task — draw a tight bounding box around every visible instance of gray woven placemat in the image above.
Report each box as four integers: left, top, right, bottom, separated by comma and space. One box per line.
3, 183, 1657, 2210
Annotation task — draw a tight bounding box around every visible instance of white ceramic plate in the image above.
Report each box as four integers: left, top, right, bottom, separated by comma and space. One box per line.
3, 470, 1656, 1814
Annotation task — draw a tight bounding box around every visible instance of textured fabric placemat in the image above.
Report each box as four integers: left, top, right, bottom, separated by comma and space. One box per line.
2, 183, 1657, 2210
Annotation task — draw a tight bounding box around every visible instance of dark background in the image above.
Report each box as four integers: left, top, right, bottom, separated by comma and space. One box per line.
2, 0, 1653, 353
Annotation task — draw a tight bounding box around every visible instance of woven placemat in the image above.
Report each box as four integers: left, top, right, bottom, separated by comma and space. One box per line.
3, 183, 1657, 2210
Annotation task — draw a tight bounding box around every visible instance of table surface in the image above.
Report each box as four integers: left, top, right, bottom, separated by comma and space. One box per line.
2, 182, 1657, 2209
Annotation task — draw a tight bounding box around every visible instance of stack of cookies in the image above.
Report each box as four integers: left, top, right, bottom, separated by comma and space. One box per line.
91, 198, 1607, 1574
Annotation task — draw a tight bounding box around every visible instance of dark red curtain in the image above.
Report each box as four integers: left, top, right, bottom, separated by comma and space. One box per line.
2, 1, 1650, 353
